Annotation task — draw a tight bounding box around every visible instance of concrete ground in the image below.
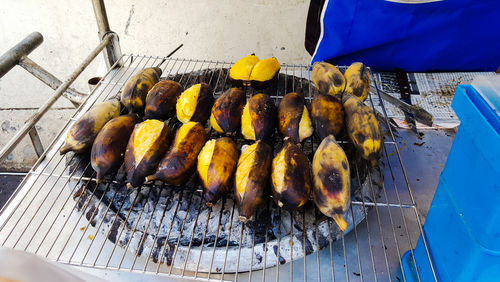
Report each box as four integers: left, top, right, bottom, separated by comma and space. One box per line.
0, 0, 311, 171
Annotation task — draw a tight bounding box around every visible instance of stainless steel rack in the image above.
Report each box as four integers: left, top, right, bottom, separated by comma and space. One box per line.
0, 53, 436, 281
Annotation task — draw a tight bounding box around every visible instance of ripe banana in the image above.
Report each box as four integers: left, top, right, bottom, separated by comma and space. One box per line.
311, 94, 344, 140
249, 57, 280, 89
120, 67, 162, 114
312, 135, 350, 231
312, 62, 345, 96
343, 93, 382, 164
229, 54, 260, 87
229, 55, 280, 89
91, 114, 139, 183
235, 141, 272, 223
241, 93, 276, 141
210, 88, 246, 135
124, 119, 172, 188
60, 99, 120, 154
147, 121, 207, 185
271, 138, 311, 211
277, 92, 313, 143
145, 80, 184, 120
197, 137, 239, 207
176, 83, 214, 124
344, 62, 371, 101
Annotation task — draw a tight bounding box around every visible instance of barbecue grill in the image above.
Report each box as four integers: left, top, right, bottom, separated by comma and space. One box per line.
0, 1, 437, 281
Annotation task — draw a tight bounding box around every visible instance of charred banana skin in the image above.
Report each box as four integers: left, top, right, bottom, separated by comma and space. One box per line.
344, 62, 370, 101
312, 135, 350, 231
211, 88, 246, 134
145, 80, 184, 120
200, 138, 239, 206
235, 141, 272, 222
149, 122, 207, 185
120, 67, 162, 114
277, 92, 308, 143
312, 62, 345, 96
311, 94, 344, 140
125, 122, 172, 188
60, 99, 121, 154
91, 114, 138, 183
271, 138, 311, 211
191, 82, 214, 124
343, 93, 382, 162
248, 93, 276, 141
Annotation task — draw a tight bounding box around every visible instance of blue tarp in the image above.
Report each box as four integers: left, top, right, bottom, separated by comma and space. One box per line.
311, 0, 500, 72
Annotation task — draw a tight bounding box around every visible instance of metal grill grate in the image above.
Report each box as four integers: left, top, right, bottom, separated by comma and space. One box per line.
0, 54, 435, 281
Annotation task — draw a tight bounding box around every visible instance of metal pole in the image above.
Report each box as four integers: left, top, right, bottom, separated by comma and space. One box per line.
0, 32, 43, 78
18, 57, 87, 106
91, 0, 122, 68
0, 34, 112, 162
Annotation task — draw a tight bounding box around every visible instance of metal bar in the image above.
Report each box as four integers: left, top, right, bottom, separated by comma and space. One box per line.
0, 34, 112, 162
0, 32, 43, 78
27, 127, 44, 157
91, 0, 122, 68
18, 57, 87, 106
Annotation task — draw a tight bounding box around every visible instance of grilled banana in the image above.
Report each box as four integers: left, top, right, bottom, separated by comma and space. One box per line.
229, 55, 281, 89
145, 80, 184, 120
312, 135, 350, 231
147, 122, 207, 185
197, 137, 239, 207
241, 93, 276, 141
229, 54, 260, 87
124, 119, 172, 188
210, 88, 246, 135
343, 93, 382, 163
344, 62, 370, 101
60, 99, 120, 154
312, 62, 345, 96
91, 114, 139, 183
277, 92, 313, 143
271, 138, 311, 211
176, 83, 214, 124
249, 57, 280, 89
235, 141, 272, 223
120, 67, 162, 114
311, 94, 344, 140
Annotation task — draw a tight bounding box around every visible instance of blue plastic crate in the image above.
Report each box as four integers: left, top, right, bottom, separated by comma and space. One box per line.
401, 76, 500, 281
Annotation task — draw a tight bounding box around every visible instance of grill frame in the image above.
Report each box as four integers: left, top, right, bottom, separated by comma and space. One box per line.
0, 54, 437, 281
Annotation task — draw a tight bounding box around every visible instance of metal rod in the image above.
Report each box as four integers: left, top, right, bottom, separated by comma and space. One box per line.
0, 34, 112, 162
18, 57, 87, 106
27, 127, 44, 158
91, 0, 122, 68
91, 0, 110, 39
0, 32, 43, 78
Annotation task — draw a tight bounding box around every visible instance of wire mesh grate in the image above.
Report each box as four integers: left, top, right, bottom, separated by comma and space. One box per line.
0, 55, 435, 281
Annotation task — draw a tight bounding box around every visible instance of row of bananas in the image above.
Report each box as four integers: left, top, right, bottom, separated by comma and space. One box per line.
309, 61, 382, 230
58, 55, 382, 231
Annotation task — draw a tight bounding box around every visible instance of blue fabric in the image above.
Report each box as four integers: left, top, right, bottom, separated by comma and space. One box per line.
311, 0, 500, 72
